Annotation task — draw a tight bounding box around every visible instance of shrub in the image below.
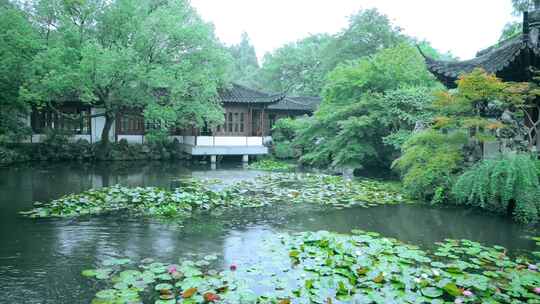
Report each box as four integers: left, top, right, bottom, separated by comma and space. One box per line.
271, 117, 309, 160
34, 129, 94, 161
0, 146, 29, 166
145, 129, 171, 146
273, 141, 295, 159
248, 159, 296, 172
272, 117, 304, 142
452, 154, 540, 224
392, 130, 467, 202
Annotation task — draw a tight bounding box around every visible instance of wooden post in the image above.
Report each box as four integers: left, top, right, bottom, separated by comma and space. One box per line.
260, 108, 265, 136
248, 107, 252, 136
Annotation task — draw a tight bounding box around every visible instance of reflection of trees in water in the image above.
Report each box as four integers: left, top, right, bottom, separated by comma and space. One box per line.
284, 205, 536, 252
2, 161, 196, 203
192, 203, 537, 253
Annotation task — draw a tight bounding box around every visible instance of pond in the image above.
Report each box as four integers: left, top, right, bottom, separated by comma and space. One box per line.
0, 161, 538, 303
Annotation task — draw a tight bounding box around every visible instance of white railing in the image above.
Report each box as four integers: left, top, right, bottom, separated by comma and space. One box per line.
182, 136, 265, 147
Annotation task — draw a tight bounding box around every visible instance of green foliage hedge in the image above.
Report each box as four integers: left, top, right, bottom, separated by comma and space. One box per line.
0, 137, 188, 165
393, 130, 467, 203
271, 117, 309, 159
0, 146, 29, 166
273, 141, 295, 159
452, 154, 540, 224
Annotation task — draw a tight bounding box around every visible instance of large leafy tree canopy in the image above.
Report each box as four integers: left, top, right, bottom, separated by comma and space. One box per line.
257, 9, 404, 96
259, 34, 332, 96
289, 44, 440, 169
0, 1, 40, 142
322, 9, 405, 72
19, 0, 231, 145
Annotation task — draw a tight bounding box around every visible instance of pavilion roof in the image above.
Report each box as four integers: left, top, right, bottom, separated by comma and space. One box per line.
219, 83, 286, 104
267, 96, 321, 112
419, 34, 540, 87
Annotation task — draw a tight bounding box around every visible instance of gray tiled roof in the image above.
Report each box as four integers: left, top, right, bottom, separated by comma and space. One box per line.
420, 35, 539, 87
267, 96, 321, 112
219, 83, 286, 104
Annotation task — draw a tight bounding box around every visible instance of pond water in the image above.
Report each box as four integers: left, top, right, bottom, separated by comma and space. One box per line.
0, 161, 538, 303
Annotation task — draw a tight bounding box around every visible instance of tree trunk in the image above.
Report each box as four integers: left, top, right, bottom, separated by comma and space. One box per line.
101, 113, 114, 144
96, 113, 114, 160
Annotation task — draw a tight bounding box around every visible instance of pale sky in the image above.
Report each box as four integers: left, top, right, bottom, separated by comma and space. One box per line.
190, 0, 520, 61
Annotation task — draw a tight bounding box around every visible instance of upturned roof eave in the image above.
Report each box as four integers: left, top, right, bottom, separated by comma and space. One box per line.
418, 37, 533, 88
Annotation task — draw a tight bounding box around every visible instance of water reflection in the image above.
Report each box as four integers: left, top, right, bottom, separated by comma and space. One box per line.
0, 162, 538, 304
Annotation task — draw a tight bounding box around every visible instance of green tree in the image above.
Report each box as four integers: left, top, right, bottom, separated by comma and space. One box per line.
393, 129, 467, 203
228, 32, 260, 88
260, 34, 332, 95
21, 0, 230, 150
322, 9, 405, 72
259, 9, 406, 97
0, 1, 40, 142
290, 44, 438, 169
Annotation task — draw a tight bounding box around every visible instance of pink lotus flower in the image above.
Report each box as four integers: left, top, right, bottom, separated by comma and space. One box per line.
462, 290, 473, 297
529, 264, 538, 271
167, 265, 177, 274
534, 287, 540, 294
230, 264, 237, 271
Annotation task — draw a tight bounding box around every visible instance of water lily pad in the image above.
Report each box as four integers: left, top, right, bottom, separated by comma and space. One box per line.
182, 287, 198, 298
422, 287, 443, 298
154, 300, 175, 304
154, 283, 173, 291
443, 282, 462, 297
95, 289, 117, 300
82, 269, 97, 277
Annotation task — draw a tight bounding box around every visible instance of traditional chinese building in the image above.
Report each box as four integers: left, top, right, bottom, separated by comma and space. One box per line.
28, 84, 321, 159
420, 6, 540, 152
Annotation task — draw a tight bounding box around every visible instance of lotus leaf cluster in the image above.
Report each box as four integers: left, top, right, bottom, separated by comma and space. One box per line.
84, 256, 259, 304
20, 179, 238, 218
22, 174, 411, 219
83, 230, 540, 303
229, 173, 412, 208
248, 159, 297, 172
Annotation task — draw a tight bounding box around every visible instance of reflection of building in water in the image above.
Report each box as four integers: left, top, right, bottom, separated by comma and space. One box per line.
190, 169, 263, 187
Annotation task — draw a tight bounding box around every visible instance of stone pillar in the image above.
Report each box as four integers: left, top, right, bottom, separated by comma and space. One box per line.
210, 155, 217, 164
242, 155, 249, 163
